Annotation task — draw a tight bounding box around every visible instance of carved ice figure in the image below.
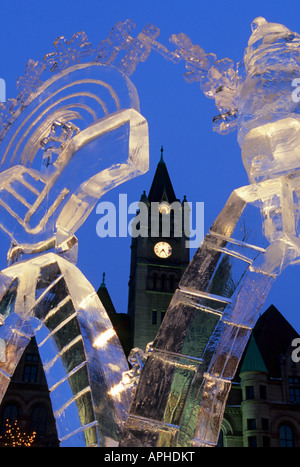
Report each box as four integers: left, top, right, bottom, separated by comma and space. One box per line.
120, 18, 300, 447
0, 41, 149, 446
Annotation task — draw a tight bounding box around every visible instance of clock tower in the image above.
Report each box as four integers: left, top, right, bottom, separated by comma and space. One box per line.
127, 147, 190, 350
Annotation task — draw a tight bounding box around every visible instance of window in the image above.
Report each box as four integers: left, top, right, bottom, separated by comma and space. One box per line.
247, 418, 256, 430
1, 404, 19, 432
289, 376, 300, 383
248, 436, 257, 447
23, 353, 39, 382
161, 311, 165, 323
279, 424, 294, 447
161, 274, 166, 291
245, 385, 254, 400
31, 406, 47, 437
152, 310, 157, 325
260, 385, 267, 399
169, 275, 174, 292
261, 418, 269, 430
152, 273, 157, 290
289, 387, 300, 402
289, 377, 300, 402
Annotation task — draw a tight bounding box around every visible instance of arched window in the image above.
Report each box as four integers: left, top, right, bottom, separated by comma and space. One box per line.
279, 424, 294, 447
152, 310, 157, 325
161, 274, 166, 291
31, 406, 48, 437
152, 273, 157, 290
1, 403, 19, 433
169, 274, 175, 292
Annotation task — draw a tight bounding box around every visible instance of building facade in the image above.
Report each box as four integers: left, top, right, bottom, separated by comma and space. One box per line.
0, 337, 59, 446
219, 305, 300, 447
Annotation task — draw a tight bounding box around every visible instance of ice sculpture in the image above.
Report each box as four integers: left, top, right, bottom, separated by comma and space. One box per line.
0, 16, 298, 448
119, 17, 300, 447
0, 37, 149, 446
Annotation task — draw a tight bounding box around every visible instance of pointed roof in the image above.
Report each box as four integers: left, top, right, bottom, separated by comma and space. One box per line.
97, 273, 117, 315
147, 146, 177, 203
235, 305, 299, 380
252, 304, 299, 377
240, 335, 268, 374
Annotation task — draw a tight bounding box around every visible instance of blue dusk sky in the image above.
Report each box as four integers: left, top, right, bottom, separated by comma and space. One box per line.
0, 0, 299, 333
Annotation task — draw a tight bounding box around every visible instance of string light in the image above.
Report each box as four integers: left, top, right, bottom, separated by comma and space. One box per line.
0, 419, 36, 447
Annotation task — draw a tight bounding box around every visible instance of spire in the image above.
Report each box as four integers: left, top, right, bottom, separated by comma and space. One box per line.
252, 304, 299, 377
147, 146, 177, 203
160, 145, 164, 163
97, 273, 117, 314
100, 272, 106, 288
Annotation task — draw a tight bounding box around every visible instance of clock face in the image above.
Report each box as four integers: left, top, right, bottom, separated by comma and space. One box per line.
154, 241, 172, 258
159, 202, 170, 214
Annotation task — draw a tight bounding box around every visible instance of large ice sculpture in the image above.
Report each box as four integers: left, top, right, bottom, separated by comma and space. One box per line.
0, 36, 149, 446
119, 18, 300, 447
0, 16, 298, 448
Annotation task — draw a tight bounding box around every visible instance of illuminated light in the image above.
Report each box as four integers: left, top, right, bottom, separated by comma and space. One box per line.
159, 201, 170, 214
108, 372, 132, 399
107, 363, 121, 372
78, 292, 97, 309
93, 328, 116, 349
108, 381, 124, 398
0, 419, 36, 447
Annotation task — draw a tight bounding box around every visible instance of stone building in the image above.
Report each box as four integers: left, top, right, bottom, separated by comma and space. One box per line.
0, 337, 59, 446
219, 305, 300, 447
